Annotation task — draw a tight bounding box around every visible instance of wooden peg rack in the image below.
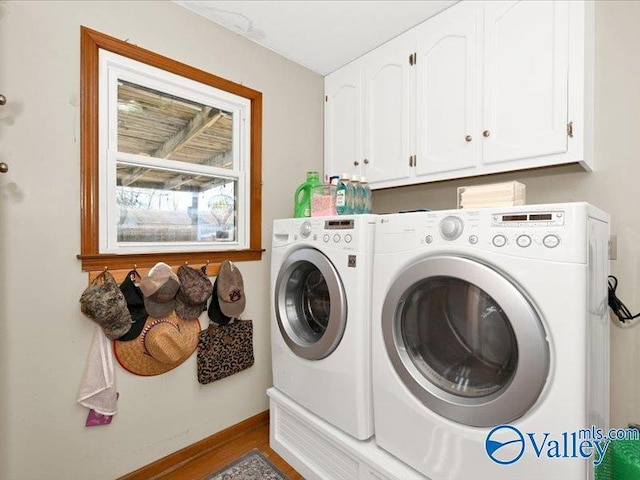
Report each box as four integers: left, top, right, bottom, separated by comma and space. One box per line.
88, 262, 221, 284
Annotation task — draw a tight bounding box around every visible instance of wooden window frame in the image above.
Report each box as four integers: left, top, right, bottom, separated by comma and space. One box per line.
77, 27, 263, 271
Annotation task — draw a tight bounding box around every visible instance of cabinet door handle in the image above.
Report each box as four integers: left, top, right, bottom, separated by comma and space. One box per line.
465, 135, 472, 142
0, 162, 8, 174
0, 94, 6, 106
364, 158, 369, 165
483, 130, 491, 138
409, 156, 413, 167
354, 161, 359, 166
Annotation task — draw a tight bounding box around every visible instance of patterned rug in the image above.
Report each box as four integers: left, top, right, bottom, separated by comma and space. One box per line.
205, 449, 288, 480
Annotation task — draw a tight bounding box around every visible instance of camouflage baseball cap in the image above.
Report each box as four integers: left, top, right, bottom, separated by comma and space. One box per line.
80, 270, 132, 340
175, 265, 212, 320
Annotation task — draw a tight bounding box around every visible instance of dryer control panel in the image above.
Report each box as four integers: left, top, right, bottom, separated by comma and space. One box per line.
376, 203, 599, 264
488, 209, 568, 254
491, 211, 565, 228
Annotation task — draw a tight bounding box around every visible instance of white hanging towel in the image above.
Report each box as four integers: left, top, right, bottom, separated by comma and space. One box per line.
77, 325, 117, 416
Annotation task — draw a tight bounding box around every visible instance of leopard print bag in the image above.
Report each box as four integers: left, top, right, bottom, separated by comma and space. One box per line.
197, 320, 254, 384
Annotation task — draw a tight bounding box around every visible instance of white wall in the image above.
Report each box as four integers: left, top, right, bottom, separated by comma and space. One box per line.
374, 0, 640, 431
2, 0, 639, 477
0, 1, 323, 478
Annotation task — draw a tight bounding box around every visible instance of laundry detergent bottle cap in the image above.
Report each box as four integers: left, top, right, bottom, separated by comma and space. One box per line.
294, 171, 322, 218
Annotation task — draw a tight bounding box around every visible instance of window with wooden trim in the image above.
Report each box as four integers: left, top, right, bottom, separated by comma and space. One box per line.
78, 27, 263, 271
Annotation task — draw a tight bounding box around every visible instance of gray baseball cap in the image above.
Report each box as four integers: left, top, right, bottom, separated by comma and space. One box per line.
139, 262, 180, 318
216, 260, 246, 317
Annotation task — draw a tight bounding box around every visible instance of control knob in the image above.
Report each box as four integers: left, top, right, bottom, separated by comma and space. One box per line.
300, 221, 312, 238
439, 216, 464, 240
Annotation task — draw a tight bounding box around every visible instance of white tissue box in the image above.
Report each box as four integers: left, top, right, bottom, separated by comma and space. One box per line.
457, 181, 526, 209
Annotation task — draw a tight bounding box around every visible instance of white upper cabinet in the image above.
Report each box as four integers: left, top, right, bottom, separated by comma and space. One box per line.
324, 0, 592, 189
415, 5, 479, 176
324, 35, 413, 183
363, 35, 414, 184
324, 61, 363, 178
482, 1, 569, 165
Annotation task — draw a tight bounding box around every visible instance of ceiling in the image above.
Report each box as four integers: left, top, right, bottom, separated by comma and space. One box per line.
174, 1, 458, 75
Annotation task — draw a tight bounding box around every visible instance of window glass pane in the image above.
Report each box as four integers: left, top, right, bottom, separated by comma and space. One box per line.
117, 81, 234, 169
116, 163, 237, 243
400, 277, 518, 398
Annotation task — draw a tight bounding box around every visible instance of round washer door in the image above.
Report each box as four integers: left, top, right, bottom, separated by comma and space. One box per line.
382, 255, 549, 427
275, 248, 347, 360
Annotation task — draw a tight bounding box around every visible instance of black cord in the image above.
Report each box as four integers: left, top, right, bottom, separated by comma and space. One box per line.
608, 275, 640, 323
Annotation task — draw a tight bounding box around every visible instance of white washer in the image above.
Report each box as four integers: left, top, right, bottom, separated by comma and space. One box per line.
372, 203, 610, 480
271, 215, 376, 440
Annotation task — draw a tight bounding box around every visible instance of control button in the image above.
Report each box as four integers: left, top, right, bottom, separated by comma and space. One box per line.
516, 235, 532, 248
425, 235, 433, 244
469, 235, 478, 245
333, 234, 341, 243
492, 235, 507, 247
543, 234, 560, 248
439, 216, 464, 240
323, 234, 330, 243
344, 234, 352, 243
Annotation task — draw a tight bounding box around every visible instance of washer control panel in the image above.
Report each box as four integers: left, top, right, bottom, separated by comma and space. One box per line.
324, 219, 355, 230
317, 221, 355, 247
274, 216, 377, 251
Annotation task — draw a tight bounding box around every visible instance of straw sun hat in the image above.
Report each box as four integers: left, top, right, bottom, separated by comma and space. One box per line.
114, 312, 200, 376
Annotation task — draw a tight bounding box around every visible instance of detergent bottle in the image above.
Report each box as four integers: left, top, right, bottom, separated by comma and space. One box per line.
294, 171, 322, 218
347, 175, 359, 214
335, 173, 351, 215
360, 176, 372, 213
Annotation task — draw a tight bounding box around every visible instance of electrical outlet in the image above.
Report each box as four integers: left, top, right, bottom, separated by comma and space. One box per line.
610, 234, 617, 260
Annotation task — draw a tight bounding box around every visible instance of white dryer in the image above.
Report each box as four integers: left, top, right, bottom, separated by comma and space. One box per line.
271, 215, 376, 440
371, 203, 610, 480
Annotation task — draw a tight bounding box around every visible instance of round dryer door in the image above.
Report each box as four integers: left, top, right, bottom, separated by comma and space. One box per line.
275, 248, 347, 360
382, 255, 549, 427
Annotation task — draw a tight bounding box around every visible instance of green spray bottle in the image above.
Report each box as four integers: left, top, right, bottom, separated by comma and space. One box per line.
294, 171, 322, 218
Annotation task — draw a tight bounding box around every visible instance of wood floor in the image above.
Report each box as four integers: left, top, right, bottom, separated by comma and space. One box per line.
154, 421, 303, 479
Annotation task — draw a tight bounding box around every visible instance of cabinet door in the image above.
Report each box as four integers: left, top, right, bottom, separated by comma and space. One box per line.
414, 6, 479, 176
324, 63, 363, 179
363, 36, 413, 185
482, 0, 569, 165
